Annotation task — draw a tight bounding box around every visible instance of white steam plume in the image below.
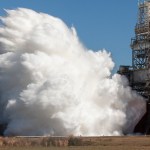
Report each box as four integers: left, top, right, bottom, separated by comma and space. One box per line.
0, 8, 146, 136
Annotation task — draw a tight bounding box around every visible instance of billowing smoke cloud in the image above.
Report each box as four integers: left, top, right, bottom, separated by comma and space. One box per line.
0, 8, 146, 136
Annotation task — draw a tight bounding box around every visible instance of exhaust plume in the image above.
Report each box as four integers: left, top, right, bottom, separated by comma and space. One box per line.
0, 8, 146, 136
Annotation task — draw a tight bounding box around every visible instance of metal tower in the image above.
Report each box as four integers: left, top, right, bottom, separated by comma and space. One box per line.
118, 0, 150, 134
131, 0, 150, 70
130, 0, 150, 98
130, 0, 150, 134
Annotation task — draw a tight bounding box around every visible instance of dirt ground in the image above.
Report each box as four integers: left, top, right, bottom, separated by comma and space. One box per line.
0, 136, 150, 150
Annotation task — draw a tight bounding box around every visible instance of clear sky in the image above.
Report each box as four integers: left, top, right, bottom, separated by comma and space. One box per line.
0, 0, 139, 72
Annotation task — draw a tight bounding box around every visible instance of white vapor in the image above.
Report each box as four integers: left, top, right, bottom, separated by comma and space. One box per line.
0, 8, 146, 136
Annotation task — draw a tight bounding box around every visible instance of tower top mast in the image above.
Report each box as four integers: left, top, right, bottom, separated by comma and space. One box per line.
135, 0, 150, 34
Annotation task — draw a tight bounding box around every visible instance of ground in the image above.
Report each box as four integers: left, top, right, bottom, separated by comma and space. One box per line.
0, 136, 150, 150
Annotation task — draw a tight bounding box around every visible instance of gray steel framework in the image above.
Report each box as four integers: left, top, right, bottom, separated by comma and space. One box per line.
131, 0, 150, 96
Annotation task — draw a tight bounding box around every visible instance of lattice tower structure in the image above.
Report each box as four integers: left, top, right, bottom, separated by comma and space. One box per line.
131, 0, 150, 99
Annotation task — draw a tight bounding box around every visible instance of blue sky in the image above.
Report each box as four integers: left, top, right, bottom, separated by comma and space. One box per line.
0, 0, 138, 71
